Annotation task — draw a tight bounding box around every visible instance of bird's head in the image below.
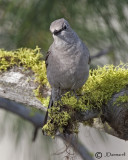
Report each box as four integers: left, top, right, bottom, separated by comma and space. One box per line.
50, 18, 74, 42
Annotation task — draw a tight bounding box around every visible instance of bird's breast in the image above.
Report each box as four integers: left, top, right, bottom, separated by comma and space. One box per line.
47, 43, 89, 90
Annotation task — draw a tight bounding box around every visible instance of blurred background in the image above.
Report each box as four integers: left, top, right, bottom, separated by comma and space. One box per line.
0, 0, 128, 160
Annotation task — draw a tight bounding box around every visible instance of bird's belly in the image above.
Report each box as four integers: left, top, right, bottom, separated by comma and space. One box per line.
47, 62, 89, 90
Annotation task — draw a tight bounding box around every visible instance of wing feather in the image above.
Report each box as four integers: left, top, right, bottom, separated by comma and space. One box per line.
45, 51, 51, 68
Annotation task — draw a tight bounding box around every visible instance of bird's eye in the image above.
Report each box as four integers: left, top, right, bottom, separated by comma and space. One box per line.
63, 25, 67, 30
63, 24, 67, 30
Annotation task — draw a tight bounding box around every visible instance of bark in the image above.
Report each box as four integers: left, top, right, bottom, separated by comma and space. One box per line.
101, 88, 128, 140
0, 66, 46, 110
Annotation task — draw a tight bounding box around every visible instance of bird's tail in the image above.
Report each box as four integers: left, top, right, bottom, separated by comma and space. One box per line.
43, 94, 53, 127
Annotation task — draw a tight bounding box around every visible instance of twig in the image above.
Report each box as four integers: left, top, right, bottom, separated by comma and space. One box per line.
91, 46, 113, 60
59, 134, 94, 160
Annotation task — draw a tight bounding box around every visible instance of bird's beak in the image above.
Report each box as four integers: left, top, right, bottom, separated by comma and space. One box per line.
53, 28, 64, 35
53, 30, 60, 35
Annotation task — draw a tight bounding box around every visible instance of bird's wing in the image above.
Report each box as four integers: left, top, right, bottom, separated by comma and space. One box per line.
45, 51, 51, 68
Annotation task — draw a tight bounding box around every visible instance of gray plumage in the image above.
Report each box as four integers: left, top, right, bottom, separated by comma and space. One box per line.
43, 18, 90, 126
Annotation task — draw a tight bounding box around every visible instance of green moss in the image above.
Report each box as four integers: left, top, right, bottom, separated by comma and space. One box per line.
113, 94, 128, 106
61, 91, 87, 111
43, 105, 79, 137
33, 85, 50, 107
81, 63, 128, 109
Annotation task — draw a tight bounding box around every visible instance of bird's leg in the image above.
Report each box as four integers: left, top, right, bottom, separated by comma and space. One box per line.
72, 89, 79, 101
53, 87, 63, 107
57, 87, 63, 105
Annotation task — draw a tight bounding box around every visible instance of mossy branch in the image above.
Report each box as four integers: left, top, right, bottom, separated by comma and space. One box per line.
0, 97, 94, 160
0, 48, 128, 140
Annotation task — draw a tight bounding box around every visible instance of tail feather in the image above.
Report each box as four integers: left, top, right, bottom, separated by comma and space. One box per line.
43, 95, 53, 126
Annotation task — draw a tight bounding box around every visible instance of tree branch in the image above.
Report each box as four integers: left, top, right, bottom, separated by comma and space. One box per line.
0, 67, 47, 111
0, 61, 128, 141
101, 88, 128, 140
0, 97, 44, 128
0, 96, 94, 160
91, 46, 113, 60
0, 67, 99, 121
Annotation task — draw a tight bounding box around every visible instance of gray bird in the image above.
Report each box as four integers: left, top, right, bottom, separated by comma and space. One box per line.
43, 18, 90, 127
